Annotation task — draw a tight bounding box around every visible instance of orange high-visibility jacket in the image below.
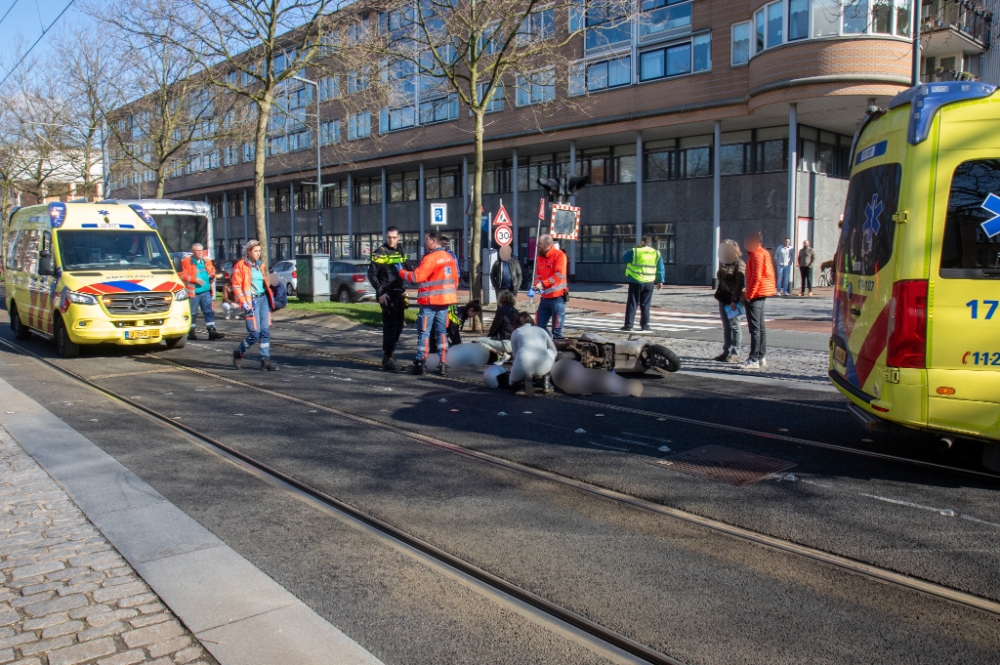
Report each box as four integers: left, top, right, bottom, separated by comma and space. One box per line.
179, 256, 216, 298
230, 258, 274, 310
745, 246, 777, 300
535, 247, 568, 299
399, 247, 459, 306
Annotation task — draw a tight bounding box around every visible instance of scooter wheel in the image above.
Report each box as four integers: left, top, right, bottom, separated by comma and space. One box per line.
644, 344, 681, 373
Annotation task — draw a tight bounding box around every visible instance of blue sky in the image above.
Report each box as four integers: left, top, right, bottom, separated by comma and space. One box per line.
0, 0, 99, 79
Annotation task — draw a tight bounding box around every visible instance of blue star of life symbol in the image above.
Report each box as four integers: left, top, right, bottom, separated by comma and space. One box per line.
980, 193, 1000, 238
97, 210, 109, 215
863, 194, 882, 249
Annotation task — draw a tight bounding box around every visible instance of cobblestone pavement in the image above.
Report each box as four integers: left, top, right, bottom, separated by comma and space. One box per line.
0, 429, 216, 665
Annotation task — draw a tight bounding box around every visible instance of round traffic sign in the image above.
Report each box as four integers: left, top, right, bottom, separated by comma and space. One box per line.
494, 225, 512, 246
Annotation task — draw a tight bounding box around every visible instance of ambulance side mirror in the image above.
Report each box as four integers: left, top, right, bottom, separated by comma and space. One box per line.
38, 251, 54, 277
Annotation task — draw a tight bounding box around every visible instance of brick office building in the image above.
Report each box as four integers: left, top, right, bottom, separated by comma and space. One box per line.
109, 0, 990, 285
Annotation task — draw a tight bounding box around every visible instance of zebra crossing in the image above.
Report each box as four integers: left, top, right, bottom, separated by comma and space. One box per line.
561, 310, 724, 334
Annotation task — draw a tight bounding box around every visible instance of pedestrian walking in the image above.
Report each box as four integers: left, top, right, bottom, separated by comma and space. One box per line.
490, 244, 522, 297
621, 236, 664, 332
509, 312, 557, 396
531, 234, 568, 338
798, 240, 815, 296
231, 240, 278, 371
179, 243, 225, 341
774, 237, 793, 296
368, 226, 408, 371
399, 231, 459, 376
742, 231, 777, 369
714, 240, 745, 363
476, 290, 519, 363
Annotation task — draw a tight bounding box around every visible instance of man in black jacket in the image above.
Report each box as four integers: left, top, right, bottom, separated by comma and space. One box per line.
367, 227, 408, 370
490, 244, 522, 297
475, 290, 519, 363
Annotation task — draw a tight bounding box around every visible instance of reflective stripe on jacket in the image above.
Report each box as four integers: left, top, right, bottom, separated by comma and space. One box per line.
179, 256, 215, 298
535, 248, 568, 298
398, 247, 458, 305
231, 257, 271, 308
625, 246, 660, 283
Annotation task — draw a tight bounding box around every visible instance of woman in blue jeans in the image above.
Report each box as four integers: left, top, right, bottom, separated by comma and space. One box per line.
713, 240, 745, 362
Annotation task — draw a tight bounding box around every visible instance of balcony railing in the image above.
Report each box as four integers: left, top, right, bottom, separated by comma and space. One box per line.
921, 0, 993, 48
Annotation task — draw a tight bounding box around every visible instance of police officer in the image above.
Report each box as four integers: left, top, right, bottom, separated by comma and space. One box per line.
368, 226, 407, 371
621, 236, 663, 332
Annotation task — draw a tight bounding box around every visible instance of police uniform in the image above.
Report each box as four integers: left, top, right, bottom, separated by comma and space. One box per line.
368, 243, 408, 369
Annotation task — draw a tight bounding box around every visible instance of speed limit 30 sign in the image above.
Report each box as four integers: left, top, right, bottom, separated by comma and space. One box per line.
494, 225, 512, 246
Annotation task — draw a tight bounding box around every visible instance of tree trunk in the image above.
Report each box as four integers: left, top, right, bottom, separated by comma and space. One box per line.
155, 175, 166, 199
253, 94, 273, 261
470, 110, 484, 308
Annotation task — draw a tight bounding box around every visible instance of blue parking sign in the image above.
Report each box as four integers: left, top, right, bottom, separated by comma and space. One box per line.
431, 203, 447, 225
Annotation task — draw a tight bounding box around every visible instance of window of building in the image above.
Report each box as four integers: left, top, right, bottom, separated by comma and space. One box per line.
288, 130, 312, 152
518, 8, 555, 45
425, 167, 461, 198
569, 56, 631, 96
789, 0, 809, 39
843, 0, 870, 33
319, 76, 340, 100
352, 176, 382, 206
348, 111, 371, 140
482, 161, 512, 194
323, 182, 349, 208
755, 126, 788, 172
347, 68, 370, 93
295, 186, 318, 211
720, 131, 752, 175
380, 105, 417, 133
766, 1, 783, 47
321, 120, 340, 146
638, 0, 693, 42
242, 142, 255, 162
586, 0, 631, 51
812, 0, 840, 37
477, 82, 505, 112
419, 94, 459, 124
639, 35, 711, 81
576, 223, 675, 264
387, 171, 420, 202
731, 21, 751, 65
516, 69, 556, 106
242, 65, 257, 87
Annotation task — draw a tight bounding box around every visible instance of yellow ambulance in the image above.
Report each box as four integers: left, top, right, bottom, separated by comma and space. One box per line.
830, 81, 1000, 470
4, 202, 191, 357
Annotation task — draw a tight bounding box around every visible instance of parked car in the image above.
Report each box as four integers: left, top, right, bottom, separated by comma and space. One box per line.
217, 261, 234, 289
330, 260, 374, 303
270, 260, 298, 296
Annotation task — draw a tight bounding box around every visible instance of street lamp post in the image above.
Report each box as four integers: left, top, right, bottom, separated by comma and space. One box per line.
292, 75, 323, 253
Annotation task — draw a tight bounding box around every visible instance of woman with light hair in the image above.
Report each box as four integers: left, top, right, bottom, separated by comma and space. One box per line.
230, 240, 278, 371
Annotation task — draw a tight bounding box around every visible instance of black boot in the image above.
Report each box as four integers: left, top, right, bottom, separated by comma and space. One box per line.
261, 358, 279, 371
437, 363, 448, 377
509, 379, 525, 393
187, 330, 197, 341
208, 328, 225, 341
232, 351, 242, 370
382, 354, 397, 371
412, 360, 425, 375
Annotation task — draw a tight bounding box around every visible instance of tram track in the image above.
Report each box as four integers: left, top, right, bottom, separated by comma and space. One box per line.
2, 335, 1000, 627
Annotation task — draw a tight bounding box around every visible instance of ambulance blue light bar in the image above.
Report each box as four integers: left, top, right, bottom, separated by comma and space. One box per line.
128, 204, 157, 229
888, 81, 997, 146
48, 202, 67, 228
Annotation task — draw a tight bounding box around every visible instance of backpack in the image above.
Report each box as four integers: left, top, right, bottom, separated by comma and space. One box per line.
269, 281, 288, 311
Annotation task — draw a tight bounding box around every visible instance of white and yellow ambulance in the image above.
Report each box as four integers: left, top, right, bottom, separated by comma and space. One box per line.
4, 202, 191, 357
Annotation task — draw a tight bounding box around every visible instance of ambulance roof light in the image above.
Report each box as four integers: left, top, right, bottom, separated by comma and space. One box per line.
887, 81, 996, 146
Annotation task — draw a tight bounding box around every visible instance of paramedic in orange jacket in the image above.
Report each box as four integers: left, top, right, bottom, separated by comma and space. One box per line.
741, 230, 777, 370
399, 231, 459, 376
231, 240, 278, 372
532, 234, 568, 338
179, 243, 224, 341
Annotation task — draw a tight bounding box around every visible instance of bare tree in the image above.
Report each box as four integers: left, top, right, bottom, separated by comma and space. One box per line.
356, 0, 628, 298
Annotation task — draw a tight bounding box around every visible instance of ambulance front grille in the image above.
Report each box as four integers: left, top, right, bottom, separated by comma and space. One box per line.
101, 292, 173, 315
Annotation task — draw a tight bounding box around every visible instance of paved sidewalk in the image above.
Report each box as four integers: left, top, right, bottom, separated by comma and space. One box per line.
0, 429, 213, 665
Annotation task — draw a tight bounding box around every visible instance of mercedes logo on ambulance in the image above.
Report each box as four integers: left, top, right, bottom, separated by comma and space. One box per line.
132, 296, 149, 311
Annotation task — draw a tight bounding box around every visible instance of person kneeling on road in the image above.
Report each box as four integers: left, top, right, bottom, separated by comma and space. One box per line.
399, 231, 459, 377
476, 290, 519, 363
431, 300, 482, 355
509, 312, 557, 396
231, 240, 278, 372
180, 243, 225, 341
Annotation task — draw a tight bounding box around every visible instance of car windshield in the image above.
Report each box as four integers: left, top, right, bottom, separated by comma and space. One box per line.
56, 230, 172, 271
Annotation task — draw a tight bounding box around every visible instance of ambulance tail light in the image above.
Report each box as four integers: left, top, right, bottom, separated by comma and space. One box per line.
887, 280, 927, 369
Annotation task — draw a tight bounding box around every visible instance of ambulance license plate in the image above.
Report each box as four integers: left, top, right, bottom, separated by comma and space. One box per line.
125, 329, 159, 340
834, 345, 847, 366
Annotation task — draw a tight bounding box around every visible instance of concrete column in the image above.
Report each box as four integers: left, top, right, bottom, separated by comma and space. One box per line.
787, 103, 798, 291
204, 195, 211, 257
462, 156, 469, 272
712, 121, 721, 287
635, 132, 643, 245
419, 162, 425, 258
569, 141, 576, 278
381, 167, 387, 238
512, 149, 519, 253
289, 180, 296, 260
223, 191, 229, 261
347, 172, 353, 259
242, 188, 249, 244
264, 184, 271, 261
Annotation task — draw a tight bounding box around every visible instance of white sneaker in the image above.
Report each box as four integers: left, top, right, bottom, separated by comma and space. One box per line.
759, 357, 767, 367
740, 359, 760, 369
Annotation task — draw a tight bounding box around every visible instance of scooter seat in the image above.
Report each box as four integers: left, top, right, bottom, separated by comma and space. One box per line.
581, 332, 646, 356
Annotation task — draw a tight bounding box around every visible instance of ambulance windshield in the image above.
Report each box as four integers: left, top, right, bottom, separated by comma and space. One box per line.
56, 231, 172, 271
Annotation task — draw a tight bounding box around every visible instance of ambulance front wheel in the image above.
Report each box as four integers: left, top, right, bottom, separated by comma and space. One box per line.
54, 315, 80, 359
10, 304, 32, 341
164, 335, 187, 350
